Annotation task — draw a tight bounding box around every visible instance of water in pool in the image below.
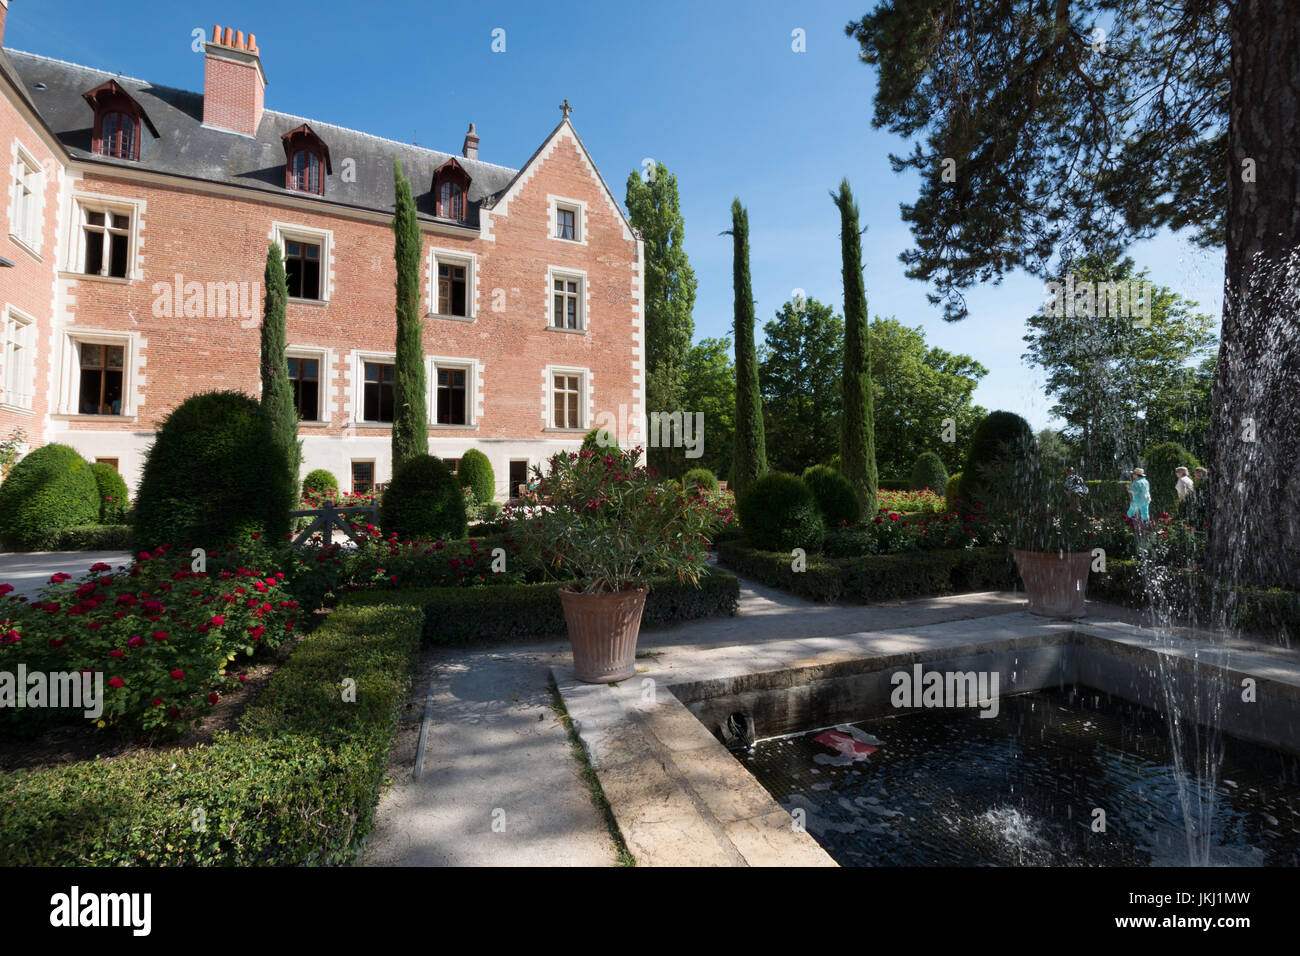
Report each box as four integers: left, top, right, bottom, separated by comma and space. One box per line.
733, 687, 1300, 866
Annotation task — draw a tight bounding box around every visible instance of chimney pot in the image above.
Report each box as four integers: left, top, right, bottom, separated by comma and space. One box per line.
247, 33, 258, 53
235, 30, 244, 49
223, 27, 234, 45
212, 24, 221, 43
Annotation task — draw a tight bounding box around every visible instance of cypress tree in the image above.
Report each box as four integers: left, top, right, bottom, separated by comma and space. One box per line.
391, 158, 428, 468
728, 198, 766, 495
834, 179, 878, 518
260, 240, 300, 489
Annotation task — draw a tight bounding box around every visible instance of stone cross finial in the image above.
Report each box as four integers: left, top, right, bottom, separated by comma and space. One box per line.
559, 99, 573, 119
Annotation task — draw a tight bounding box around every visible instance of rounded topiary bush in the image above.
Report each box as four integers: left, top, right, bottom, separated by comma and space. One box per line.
380, 454, 467, 542
0, 443, 100, 550
910, 452, 949, 493
959, 410, 1037, 516
737, 471, 824, 552
1142, 441, 1200, 517
133, 391, 294, 550
90, 462, 130, 523
944, 471, 963, 510
302, 468, 339, 499
683, 467, 719, 494
581, 426, 619, 452
801, 464, 860, 526
456, 448, 496, 504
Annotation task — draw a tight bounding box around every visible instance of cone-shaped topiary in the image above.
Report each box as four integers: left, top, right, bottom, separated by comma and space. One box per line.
456, 448, 495, 503
910, 452, 949, 493
392, 158, 428, 469
0, 443, 100, 550
944, 471, 963, 509
133, 390, 294, 550
260, 241, 301, 491
959, 411, 1037, 517
90, 461, 130, 523
380, 454, 466, 542
834, 179, 878, 519
737, 471, 824, 552
1142, 441, 1200, 517
302, 468, 339, 499
683, 467, 718, 494
801, 464, 860, 527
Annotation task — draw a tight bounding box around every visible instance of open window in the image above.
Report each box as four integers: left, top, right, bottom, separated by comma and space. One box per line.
82, 80, 158, 162
281, 124, 332, 195
432, 158, 471, 223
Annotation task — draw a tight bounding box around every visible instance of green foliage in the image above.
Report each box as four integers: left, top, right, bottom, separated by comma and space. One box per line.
380, 454, 466, 542
944, 471, 963, 508
801, 464, 860, 527
626, 163, 697, 478
717, 540, 1014, 603
728, 198, 767, 495
302, 468, 340, 498
261, 241, 301, 487
0, 443, 100, 551
909, 452, 949, 493
1142, 440, 1200, 517
391, 158, 428, 468
736, 471, 824, 552
419, 568, 740, 644
681, 337, 735, 479
51, 524, 133, 551
89, 461, 129, 523
1022, 256, 1217, 473
759, 297, 844, 473
0, 427, 27, 479
834, 179, 878, 518
133, 391, 294, 549
581, 426, 619, 452
683, 467, 718, 494
1086, 480, 1132, 516
0, 593, 423, 865
959, 410, 1037, 517
870, 318, 987, 476
456, 448, 495, 503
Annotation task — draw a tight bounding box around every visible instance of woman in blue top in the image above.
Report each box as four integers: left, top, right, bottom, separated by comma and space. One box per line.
1126, 467, 1151, 523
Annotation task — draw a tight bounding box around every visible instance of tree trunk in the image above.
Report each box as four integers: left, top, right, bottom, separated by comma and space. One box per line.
1208, 0, 1300, 589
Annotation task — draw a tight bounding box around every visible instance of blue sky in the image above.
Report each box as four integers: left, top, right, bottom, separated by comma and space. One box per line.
9, 0, 1225, 430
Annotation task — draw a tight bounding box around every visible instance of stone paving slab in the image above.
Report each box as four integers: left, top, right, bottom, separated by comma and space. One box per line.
0, 550, 132, 597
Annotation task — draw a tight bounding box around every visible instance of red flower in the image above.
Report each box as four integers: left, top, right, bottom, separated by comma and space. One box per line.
128, 635, 144, 647
49, 636, 67, 648
89, 562, 111, 573
168, 706, 179, 717
108, 677, 124, 689
109, 649, 124, 658
48, 572, 72, 584
152, 630, 168, 642
208, 693, 220, 705
170, 669, 185, 680
151, 697, 163, 707
0, 584, 12, 596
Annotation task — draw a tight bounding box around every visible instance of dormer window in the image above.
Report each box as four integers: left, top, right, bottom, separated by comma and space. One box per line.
83, 80, 157, 162
432, 158, 471, 223
281, 125, 332, 195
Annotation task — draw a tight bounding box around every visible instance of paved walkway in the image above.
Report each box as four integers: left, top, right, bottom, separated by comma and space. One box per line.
362, 578, 1031, 867
0, 550, 133, 598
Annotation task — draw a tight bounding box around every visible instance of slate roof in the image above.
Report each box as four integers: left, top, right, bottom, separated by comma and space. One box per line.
2, 49, 520, 227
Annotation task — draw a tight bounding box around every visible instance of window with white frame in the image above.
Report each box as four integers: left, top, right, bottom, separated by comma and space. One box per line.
550, 269, 585, 330
430, 249, 475, 319
287, 349, 328, 422
75, 199, 134, 278
2, 309, 34, 410
431, 359, 474, 426
352, 352, 396, 424
549, 368, 586, 430
60, 332, 134, 417
550, 196, 584, 242
10, 147, 42, 250
273, 223, 331, 302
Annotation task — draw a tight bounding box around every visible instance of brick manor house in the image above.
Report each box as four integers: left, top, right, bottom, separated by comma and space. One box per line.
0, 7, 644, 499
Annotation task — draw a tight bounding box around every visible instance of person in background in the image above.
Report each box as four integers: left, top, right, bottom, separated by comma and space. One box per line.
1065, 466, 1089, 509
1126, 467, 1151, 526
1193, 466, 1208, 485
1175, 466, 1194, 501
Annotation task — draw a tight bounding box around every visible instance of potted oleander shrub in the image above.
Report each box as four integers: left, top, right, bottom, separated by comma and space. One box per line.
513, 446, 717, 682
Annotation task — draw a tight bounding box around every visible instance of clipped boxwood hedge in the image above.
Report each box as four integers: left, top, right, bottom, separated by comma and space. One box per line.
0, 593, 424, 866
380, 454, 466, 542
89, 462, 130, 524
0, 443, 100, 551
420, 568, 740, 644
1086, 479, 1131, 515
51, 523, 133, 551
717, 539, 1015, 603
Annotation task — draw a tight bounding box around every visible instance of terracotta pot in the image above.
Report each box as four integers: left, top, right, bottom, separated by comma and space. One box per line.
558, 586, 648, 683
1012, 549, 1092, 618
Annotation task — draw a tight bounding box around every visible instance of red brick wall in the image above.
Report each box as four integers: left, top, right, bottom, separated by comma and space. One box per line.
201, 49, 263, 137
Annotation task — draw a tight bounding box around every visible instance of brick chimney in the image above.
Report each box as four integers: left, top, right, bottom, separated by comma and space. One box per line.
0, 1, 10, 48
462, 123, 479, 160
203, 25, 266, 136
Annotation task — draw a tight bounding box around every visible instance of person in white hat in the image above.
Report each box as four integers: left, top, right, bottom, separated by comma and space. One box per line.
1175, 466, 1194, 501
1126, 467, 1151, 524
